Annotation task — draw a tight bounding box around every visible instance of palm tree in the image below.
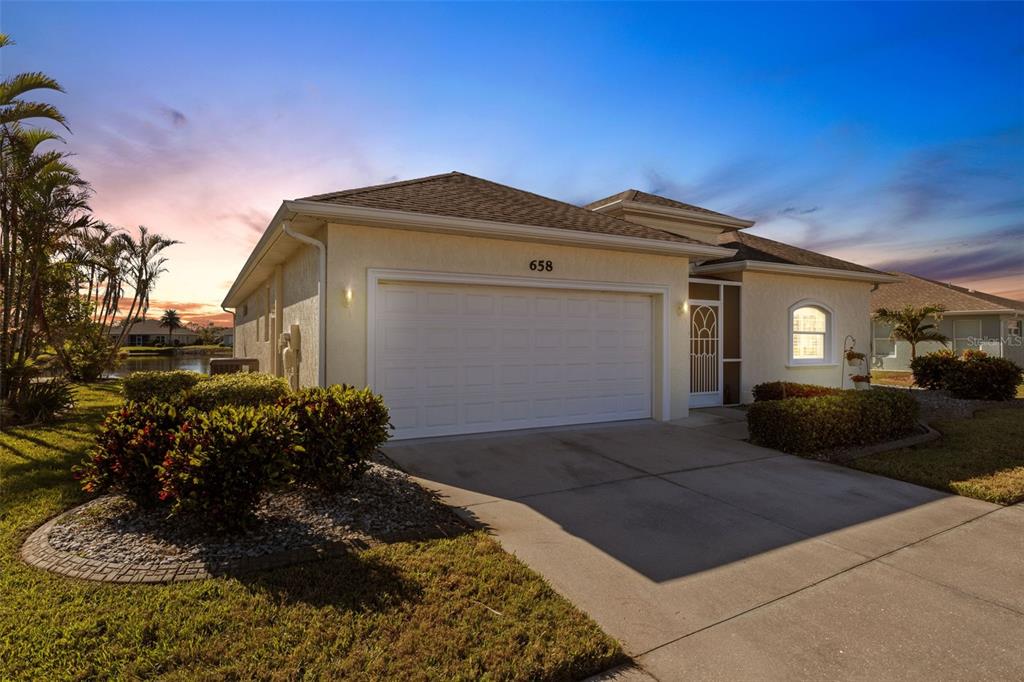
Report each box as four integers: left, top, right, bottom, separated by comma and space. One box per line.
159, 309, 183, 345
873, 304, 949, 361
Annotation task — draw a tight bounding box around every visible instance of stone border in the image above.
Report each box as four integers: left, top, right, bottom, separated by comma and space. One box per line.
830, 422, 941, 464
19, 501, 468, 584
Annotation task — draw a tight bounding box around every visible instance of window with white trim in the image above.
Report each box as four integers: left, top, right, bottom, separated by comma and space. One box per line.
953, 319, 981, 353
789, 302, 832, 364
872, 320, 896, 358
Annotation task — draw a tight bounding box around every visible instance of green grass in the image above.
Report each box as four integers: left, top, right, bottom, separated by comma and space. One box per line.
852, 407, 1024, 505
0, 383, 624, 680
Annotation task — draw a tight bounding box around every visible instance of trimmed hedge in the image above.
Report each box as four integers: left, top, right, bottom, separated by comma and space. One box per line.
122, 370, 208, 403
910, 350, 958, 390
747, 389, 919, 456
77, 383, 392, 528
751, 381, 842, 402
945, 356, 1023, 401
282, 385, 391, 491
911, 350, 1022, 400
185, 372, 290, 411
158, 405, 300, 529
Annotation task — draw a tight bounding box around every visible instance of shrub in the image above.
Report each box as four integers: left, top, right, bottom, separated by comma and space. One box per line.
751, 381, 842, 402
122, 370, 208, 402
157, 405, 300, 528
910, 349, 958, 390
75, 401, 186, 508
10, 378, 76, 423
960, 348, 988, 361
184, 372, 290, 411
281, 385, 391, 491
945, 356, 1023, 401
747, 389, 919, 456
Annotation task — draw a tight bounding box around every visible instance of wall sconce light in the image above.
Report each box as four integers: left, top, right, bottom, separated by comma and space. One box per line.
677, 301, 689, 317
344, 287, 353, 308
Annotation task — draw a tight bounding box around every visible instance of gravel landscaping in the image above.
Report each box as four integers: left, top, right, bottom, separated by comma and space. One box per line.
873, 385, 1024, 423
45, 462, 464, 568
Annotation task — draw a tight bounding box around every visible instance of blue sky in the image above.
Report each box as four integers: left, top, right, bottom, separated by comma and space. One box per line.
5, 1, 1023, 321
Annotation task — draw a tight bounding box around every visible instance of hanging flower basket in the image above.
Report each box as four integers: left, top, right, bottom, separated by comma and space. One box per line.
850, 373, 871, 390
845, 350, 866, 364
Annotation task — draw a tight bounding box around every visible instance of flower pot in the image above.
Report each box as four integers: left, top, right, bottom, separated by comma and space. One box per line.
853, 380, 871, 390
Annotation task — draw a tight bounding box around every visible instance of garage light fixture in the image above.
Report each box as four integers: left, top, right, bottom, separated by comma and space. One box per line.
344, 287, 353, 307
678, 301, 689, 316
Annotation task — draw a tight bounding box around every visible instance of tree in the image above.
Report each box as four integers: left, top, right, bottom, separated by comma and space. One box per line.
159, 309, 182, 345
873, 304, 949, 361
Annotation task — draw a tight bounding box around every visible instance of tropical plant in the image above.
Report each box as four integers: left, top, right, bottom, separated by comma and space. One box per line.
873, 304, 949, 361
159, 309, 182, 344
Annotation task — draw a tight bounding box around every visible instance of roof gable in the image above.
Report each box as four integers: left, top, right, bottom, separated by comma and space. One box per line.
300, 172, 711, 246
872, 272, 1024, 313
702, 230, 885, 276
584, 188, 750, 224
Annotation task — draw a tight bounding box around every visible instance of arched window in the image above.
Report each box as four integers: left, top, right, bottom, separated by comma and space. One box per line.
789, 302, 832, 364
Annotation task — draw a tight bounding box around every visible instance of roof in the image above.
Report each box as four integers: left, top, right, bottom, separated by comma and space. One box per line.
702, 230, 887, 275
872, 272, 1024, 313
300, 172, 712, 246
584, 188, 749, 223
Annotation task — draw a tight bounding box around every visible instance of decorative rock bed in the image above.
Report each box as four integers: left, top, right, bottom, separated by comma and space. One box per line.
22, 463, 467, 583
874, 385, 1024, 424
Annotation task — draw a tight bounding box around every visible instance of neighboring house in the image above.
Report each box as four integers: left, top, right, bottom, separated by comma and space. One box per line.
109, 319, 200, 346
217, 331, 234, 347
223, 172, 896, 439
871, 272, 1024, 370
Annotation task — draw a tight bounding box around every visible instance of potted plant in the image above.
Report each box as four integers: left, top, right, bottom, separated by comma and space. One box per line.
850, 373, 872, 390
845, 349, 866, 365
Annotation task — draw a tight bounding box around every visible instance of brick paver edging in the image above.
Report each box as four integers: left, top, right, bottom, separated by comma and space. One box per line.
20, 504, 360, 584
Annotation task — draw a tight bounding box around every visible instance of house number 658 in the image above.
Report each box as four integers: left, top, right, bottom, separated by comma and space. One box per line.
529, 259, 554, 272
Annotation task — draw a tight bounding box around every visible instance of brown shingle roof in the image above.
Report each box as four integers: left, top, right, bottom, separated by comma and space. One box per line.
584, 189, 748, 222
702, 230, 886, 275
872, 272, 1024, 313
300, 172, 711, 246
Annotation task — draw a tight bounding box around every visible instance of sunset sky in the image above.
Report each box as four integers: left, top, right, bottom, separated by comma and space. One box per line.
6, 1, 1023, 326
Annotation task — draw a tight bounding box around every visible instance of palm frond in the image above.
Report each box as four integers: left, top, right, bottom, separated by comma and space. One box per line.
0, 72, 65, 104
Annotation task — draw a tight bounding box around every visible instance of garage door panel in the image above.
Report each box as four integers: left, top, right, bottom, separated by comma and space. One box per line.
374, 282, 653, 438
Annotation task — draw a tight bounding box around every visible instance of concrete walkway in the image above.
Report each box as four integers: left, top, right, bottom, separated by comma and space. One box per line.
384, 417, 1024, 681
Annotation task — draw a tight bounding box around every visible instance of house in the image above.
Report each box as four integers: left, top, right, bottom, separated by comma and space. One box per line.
223, 172, 896, 439
871, 272, 1024, 369
109, 319, 200, 346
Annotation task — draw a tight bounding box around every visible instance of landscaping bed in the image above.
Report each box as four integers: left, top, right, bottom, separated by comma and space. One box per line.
1, 382, 625, 679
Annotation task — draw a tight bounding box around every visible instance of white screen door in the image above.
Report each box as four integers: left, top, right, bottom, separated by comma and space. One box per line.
689, 302, 722, 407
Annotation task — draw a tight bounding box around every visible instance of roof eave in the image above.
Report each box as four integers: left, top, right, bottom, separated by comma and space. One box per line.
693, 260, 901, 284
285, 199, 738, 259
599, 199, 755, 229
221, 202, 296, 308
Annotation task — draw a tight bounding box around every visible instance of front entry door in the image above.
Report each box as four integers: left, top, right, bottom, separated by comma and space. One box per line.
689, 302, 722, 407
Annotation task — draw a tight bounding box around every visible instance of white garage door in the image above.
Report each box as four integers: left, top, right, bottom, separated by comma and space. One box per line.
373, 282, 653, 439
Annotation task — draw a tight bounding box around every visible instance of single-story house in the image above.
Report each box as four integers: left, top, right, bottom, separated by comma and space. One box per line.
871, 272, 1024, 369
223, 172, 896, 439
109, 319, 200, 347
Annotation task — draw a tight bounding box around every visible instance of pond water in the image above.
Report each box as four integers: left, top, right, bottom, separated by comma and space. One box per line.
109, 353, 229, 377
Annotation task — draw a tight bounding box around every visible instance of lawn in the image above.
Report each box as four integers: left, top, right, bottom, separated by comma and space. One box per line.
852, 407, 1024, 505
0, 383, 625, 680
872, 370, 1024, 398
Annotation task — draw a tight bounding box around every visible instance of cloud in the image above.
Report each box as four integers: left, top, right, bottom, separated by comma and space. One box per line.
215, 209, 271, 235
780, 206, 820, 215
867, 223, 1024, 282
161, 106, 188, 127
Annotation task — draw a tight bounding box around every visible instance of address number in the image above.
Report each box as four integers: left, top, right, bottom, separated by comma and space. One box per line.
529, 259, 554, 272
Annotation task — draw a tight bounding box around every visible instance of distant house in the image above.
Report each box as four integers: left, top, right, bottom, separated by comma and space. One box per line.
871, 272, 1024, 370
109, 319, 201, 347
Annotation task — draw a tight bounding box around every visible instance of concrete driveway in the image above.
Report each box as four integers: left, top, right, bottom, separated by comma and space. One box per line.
384, 413, 1024, 681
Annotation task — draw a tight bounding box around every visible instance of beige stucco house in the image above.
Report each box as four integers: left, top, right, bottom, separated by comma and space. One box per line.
223, 172, 896, 439
871, 272, 1024, 369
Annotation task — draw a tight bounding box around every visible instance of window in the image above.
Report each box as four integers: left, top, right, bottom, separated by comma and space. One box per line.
789, 302, 832, 364
872, 320, 896, 358
1007, 320, 1021, 337
953, 319, 981, 353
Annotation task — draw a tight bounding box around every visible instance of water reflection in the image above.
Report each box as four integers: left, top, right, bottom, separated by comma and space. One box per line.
109, 353, 229, 377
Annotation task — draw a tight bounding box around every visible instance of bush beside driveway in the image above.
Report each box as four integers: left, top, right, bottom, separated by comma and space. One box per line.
0, 382, 625, 680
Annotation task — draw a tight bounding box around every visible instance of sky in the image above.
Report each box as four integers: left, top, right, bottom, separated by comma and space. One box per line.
4, 1, 1023, 326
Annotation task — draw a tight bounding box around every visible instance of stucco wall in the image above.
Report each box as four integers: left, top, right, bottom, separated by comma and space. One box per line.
232, 237, 321, 387
739, 271, 873, 400
280, 241, 321, 388
324, 222, 692, 419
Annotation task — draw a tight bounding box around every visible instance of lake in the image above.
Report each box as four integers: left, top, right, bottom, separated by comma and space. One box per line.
109, 353, 230, 377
